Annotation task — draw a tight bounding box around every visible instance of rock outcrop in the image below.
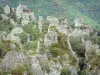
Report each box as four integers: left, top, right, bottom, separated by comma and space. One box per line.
0, 51, 27, 72
85, 40, 100, 75
4, 5, 10, 15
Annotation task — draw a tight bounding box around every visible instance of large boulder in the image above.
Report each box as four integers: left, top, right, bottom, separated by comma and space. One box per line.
0, 51, 27, 72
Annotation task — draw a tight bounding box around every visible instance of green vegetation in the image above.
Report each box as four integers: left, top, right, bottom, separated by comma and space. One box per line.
0, 1, 100, 74
22, 22, 39, 41
70, 37, 85, 57
50, 43, 67, 57
11, 64, 27, 75
79, 69, 88, 75
49, 34, 68, 57
0, 20, 14, 33
0, 40, 11, 58
3, 0, 100, 30
60, 67, 71, 75
86, 48, 100, 71
90, 32, 100, 46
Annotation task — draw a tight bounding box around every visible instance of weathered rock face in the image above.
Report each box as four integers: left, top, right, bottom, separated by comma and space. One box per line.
85, 40, 100, 75
74, 17, 84, 27
59, 18, 69, 26
47, 16, 59, 26
10, 27, 23, 43
56, 25, 72, 35
16, 4, 23, 19
29, 12, 36, 21
29, 53, 78, 75
0, 51, 27, 72
26, 33, 31, 43
1, 14, 9, 20
47, 16, 59, 32
44, 31, 58, 47
21, 12, 30, 25
16, 4, 36, 26
0, 31, 7, 41
71, 28, 83, 37
10, 19, 17, 26
38, 16, 43, 32
4, 5, 10, 15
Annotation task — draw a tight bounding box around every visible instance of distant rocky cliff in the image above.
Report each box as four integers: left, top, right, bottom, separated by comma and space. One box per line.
0, 4, 100, 75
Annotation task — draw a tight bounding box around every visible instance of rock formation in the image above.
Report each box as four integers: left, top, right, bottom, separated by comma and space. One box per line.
4, 5, 10, 15
0, 4, 99, 75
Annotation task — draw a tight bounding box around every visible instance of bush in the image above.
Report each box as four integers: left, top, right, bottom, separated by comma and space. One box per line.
19, 32, 27, 44
95, 36, 100, 46
50, 43, 67, 57
80, 69, 88, 75
70, 37, 85, 57
60, 68, 71, 75
11, 64, 27, 75
22, 23, 40, 41
0, 20, 14, 33
24, 41, 37, 51
49, 34, 69, 57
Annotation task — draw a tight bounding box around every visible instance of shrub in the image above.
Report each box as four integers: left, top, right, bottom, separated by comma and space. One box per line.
60, 68, 71, 75
11, 64, 27, 75
22, 23, 40, 41
50, 43, 67, 57
70, 37, 85, 57
49, 34, 69, 57
0, 20, 14, 33
24, 41, 37, 51
80, 69, 88, 75
19, 32, 27, 44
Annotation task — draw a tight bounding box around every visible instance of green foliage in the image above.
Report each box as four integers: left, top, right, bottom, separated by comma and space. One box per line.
7, 74, 12, 75
68, 53, 78, 67
42, 20, 49, 35
11, 64, 27, 74
80, 69, 88, 75
60, 68, 71, 75
22, 23, 40, 41
0, 20, 14, 33
86, 48, 100, 71
24, 41, 37, 51
49, 34, 69, 57
8, 12, 16, 21
0, 6, 4, 14
90, 33, 100, 46
0, 40, 11, 57
95, 36, 100, 46
49, 26, 56, 31
3, 0, 100, 29
70, 37, 85, 57
50, 43, 67, 57
19, 32, 27, 44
